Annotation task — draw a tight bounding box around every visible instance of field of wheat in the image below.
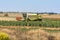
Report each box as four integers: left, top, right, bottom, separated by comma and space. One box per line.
0, 26, 60, 40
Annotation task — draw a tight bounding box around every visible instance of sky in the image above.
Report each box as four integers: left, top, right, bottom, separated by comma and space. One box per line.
0, 0, 60, 13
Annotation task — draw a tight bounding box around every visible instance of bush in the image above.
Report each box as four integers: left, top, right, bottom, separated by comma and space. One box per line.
0, 32, 10, 40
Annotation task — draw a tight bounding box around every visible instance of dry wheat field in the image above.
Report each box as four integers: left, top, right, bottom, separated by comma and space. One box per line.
0, 26, 60, 40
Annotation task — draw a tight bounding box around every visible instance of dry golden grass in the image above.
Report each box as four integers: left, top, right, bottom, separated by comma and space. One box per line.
0, 17, 17, 21
41, 14, 60, 20
0, 26, 60, 40
0, 29, 17, 40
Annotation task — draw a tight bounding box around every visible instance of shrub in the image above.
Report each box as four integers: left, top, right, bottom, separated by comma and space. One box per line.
4, 13, 8, 17
0, 32, 10, 40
